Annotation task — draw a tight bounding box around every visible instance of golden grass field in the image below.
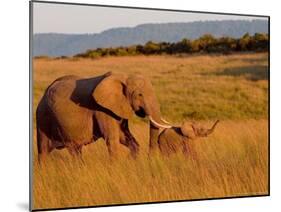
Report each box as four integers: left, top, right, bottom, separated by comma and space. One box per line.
32, 53, 269, 210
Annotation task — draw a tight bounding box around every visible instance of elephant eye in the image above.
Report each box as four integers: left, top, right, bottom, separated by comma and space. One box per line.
138, 93, 143, 97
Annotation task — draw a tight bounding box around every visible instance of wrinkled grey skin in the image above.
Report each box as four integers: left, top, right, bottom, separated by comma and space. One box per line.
158, 120, 219, 157
36, 72, 171, 162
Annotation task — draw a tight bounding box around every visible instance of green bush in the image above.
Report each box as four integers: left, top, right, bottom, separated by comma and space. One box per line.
74, 33, 268, 58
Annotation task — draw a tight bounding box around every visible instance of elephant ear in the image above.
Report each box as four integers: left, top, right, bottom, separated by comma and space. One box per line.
180, 121, 196, 139
93, 74, 134, 119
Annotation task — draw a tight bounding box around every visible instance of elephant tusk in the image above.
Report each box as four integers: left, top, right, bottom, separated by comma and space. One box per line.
149, 116, 172, 129
161, 118, 171, 125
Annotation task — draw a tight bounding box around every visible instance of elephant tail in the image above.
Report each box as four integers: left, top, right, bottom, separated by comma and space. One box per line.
36, 111, 44, 155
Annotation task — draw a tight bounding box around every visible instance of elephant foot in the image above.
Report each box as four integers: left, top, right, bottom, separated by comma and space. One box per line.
120, 120, 139, 159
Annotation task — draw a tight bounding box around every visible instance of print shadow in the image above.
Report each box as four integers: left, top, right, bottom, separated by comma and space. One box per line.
16, 202, 29, 211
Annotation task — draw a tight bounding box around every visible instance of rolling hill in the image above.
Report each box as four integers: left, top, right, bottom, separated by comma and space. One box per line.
33, 19, 268, 56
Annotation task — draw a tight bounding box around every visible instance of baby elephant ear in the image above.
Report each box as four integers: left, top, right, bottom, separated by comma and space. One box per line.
93, 74, 134, 119
181, 121, 196, 139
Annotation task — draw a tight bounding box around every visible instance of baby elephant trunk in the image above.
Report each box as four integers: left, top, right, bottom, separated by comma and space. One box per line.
205, 120, 220, 136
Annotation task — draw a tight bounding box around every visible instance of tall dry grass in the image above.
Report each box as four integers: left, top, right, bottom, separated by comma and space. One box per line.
32, 53, 268, 210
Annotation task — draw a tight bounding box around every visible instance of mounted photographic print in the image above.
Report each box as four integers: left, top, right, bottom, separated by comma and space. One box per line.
30, 1, 269, 211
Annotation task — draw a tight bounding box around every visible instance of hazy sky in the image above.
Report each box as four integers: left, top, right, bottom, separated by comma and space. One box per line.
33, 2, 267, 34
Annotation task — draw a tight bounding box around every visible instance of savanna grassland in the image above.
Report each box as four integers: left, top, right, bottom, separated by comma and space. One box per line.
32, 53, 269, 210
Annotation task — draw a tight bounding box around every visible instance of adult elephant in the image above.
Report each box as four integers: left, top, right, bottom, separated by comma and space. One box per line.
36, 72, 171, 162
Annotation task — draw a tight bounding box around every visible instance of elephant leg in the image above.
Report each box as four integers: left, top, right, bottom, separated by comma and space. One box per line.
120, 135, 139, 159
182, 140, 190, 158
95, 111, 129, 159
67, 143, 84, 163
37, 128, 53, 165
120, 120, 139, 159
183, 141, 198, 160
149, 122, 159, 154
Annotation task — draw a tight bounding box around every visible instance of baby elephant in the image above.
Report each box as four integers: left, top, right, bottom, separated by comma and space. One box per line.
158, 120, 219, 157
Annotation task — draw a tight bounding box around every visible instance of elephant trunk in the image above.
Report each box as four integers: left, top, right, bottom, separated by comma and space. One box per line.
144, 93, 172, 151
205, 120, 220, 136
149, 122, 160, 151
148, 112, 172, 152
144, 91, 172, 129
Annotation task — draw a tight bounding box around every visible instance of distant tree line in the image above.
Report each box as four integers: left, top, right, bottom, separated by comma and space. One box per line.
62, 33, 269, 59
